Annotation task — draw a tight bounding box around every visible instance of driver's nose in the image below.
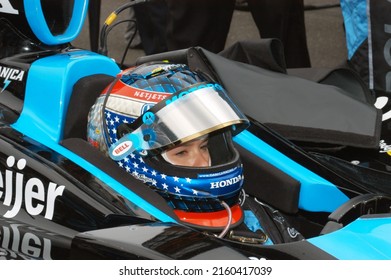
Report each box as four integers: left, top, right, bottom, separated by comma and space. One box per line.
191, 150, 210, 167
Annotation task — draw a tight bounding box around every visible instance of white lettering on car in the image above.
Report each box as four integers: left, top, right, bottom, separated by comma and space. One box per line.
0, 66, 24, 81
0, 66, 25, 92
0, 0, 19, 15
0, 156, 65, 220
0, 222, 52, 260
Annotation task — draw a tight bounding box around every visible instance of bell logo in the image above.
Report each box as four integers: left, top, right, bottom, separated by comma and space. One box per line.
0, 0, 19, 15
113, 141, 132, 157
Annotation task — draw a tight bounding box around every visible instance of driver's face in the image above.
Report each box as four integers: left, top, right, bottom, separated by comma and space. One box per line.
164, 138, 210, 167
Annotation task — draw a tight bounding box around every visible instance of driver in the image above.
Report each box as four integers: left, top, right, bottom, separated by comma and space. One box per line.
87, 62, 249, 231
163, 135, 211, 167
86, 62, 303, 244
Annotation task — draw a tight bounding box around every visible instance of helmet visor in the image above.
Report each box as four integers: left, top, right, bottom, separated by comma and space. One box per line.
109, 83, 249, 161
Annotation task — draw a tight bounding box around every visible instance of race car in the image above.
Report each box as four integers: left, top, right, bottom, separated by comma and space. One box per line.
0, 0, 391, 260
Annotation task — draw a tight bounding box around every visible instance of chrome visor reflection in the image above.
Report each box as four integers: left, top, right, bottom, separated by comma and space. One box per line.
109, 83, 249, 161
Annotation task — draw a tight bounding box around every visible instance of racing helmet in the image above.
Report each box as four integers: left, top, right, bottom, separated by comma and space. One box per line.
87, 62, 249, 231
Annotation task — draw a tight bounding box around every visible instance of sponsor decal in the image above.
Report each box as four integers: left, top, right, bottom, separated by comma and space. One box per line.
287, 227, 299, 239
109, 133, 140, 161
379, 139, 391, 155
133, 90, 169, 102
165, 83, 222, 106
272, 214, 285, 225
0, 221, 52, 260
0, 0, 19, 15
109, 82, 170, 101
112, 140, 133, 158
0, 66, 25, 92
142, 112, 155, 125
134, 174, 156, 185
141, 103, 154, 114
0, 156, 65, 219
199, 167, 240, 178
210, 174, 244, 189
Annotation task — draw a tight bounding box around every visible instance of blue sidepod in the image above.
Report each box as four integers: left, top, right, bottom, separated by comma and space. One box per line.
309, 216, 391, 259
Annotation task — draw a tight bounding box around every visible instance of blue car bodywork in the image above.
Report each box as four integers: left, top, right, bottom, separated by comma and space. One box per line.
0, 0, 391, 260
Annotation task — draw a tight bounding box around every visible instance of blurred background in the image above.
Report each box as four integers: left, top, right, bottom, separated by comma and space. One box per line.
72, 0, 347, 69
